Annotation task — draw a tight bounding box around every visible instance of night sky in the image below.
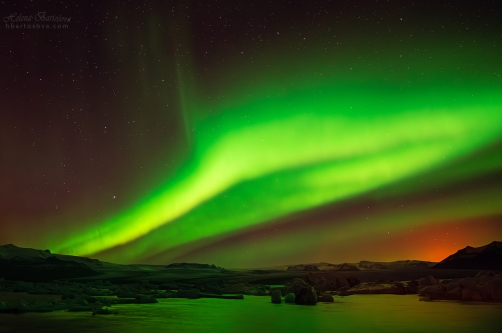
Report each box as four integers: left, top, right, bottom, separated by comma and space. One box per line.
1, 0, 501, 268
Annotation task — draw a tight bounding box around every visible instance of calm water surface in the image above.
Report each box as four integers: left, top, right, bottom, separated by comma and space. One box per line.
1, 295, 501, 333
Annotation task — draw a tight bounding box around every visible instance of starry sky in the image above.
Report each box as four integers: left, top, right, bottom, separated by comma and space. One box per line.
1, 0, 501, 268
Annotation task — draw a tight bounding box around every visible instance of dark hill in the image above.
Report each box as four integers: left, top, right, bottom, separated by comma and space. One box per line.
433, 241, 502, 270
0, 244, 100, 282
0, 256, 99, 282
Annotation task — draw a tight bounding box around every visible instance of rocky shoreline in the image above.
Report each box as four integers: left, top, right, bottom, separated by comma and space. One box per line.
269, 270, 502, 305
2, 242, 501, 314
418, 270, 502, 302
0, 277, 250, 314
1, 269, 501, 315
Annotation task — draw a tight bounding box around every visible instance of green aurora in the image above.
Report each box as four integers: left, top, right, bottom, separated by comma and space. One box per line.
52, 80, 502, 263
2, 1, 501, 267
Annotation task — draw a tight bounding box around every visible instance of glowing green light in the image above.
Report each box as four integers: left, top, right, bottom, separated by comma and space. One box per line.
52, 83, 502, 260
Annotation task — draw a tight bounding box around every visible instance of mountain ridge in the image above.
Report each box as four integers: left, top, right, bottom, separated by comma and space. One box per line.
433, 241, 502, 270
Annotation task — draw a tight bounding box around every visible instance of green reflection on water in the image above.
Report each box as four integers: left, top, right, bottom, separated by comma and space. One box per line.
1, 295, 501, 333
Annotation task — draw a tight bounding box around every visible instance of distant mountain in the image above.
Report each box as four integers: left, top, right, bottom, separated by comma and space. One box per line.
433, 241, 502, 270
287, 264, 320, 271
0, 244, 102, 282
166, 262, 225, 270
339, 263, 360, 271
285, 260, 434, 271
358, 260, 433, 270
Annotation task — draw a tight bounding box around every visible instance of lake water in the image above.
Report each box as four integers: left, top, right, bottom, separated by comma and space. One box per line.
0, 295, 501, 333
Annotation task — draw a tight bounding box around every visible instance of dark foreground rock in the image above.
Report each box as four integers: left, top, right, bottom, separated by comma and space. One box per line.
281, 278, 317, 305
271, 290, 282, 304
301, 272, 353, 293
295, 285, 317, 305
348, 281, 413, 294
418, 275, 438, 287
317, 294, 334, 302
291, 279, 317, 305
419, 271, 502, 302
284, 293, 295, 303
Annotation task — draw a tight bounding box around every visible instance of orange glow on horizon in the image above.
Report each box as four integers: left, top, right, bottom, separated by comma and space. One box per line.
358, 216, 501, 262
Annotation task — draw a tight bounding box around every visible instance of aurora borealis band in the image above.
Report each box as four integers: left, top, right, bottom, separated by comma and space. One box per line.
1, 1, 501, 267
